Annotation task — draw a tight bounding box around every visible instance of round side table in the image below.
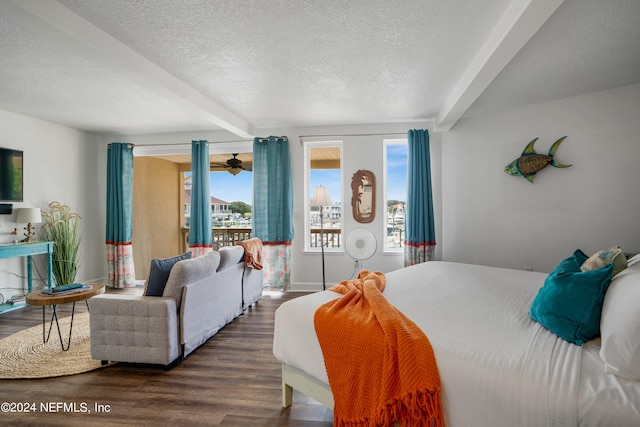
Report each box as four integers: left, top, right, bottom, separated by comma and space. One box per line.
26, 284, 105, 351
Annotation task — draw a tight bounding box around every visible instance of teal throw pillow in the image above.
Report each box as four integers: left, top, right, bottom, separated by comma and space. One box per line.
145, 252, 193, 296
529, 249, 614, 345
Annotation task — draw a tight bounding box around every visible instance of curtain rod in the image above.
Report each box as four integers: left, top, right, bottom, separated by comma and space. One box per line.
129, 140, 252, 148
255, 136, 288, 142
130, 136, 288, 148
299, 132, 407, 139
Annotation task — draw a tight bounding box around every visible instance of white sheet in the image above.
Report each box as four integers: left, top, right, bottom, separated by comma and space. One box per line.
274, 261, 582, 427
579, 339, 640, 426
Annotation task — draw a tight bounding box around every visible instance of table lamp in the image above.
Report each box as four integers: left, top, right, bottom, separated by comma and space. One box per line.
16, 207, 42, 242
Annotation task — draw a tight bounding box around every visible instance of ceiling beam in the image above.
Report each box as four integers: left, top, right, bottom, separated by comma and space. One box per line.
435, 0, 564, 132
1, 0, 254, 138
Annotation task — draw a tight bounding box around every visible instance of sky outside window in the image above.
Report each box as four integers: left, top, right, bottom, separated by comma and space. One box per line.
184, 171, 253, 204
209, 171, 253, 203
386, 144, 408, 202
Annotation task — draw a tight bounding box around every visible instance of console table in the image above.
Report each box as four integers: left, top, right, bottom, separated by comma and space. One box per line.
0, 241, 54, 314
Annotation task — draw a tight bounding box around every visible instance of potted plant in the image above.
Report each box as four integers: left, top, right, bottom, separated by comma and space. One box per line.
39, 201, 82, 286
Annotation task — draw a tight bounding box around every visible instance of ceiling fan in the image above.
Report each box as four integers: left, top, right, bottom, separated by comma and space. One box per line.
211, 153, 251, 175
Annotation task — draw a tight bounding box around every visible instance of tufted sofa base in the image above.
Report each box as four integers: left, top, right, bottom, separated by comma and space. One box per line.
89, 245, 260, 367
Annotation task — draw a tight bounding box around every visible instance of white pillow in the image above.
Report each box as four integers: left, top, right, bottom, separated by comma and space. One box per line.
599, 262, 640, 380
627, 252, 640, 267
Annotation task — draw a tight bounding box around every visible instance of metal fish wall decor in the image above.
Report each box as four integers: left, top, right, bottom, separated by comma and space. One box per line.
504, 136, 571, 183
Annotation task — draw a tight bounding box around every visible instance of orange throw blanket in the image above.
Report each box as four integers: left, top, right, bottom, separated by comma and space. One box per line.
237, 238, 263, 270
314, 270, 443, 427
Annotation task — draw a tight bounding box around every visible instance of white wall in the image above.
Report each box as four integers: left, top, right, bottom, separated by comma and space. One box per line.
0, 110, 104, 302
287, 123, 442, 291
113, 121, 441, 291
441, 83, 640, 273
4, 82, 636, 300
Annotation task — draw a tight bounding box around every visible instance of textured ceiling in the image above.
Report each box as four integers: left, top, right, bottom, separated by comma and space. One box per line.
465, 0, 640, 118
0, 0, 638, 136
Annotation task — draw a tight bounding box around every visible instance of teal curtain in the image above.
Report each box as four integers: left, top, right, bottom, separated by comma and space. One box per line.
253, 136, 293, 290
106, 142, 135, 288
189, 140, 213, 256
404, 129, 436, 266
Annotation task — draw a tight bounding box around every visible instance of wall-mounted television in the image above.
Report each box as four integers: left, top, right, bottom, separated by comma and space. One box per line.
0, 147, 23, 202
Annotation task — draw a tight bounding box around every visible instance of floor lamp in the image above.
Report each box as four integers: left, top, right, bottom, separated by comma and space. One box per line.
311, 185, 332, 290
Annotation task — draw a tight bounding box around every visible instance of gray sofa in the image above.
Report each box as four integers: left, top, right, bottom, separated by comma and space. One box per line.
89, 245, 262, 367
242, 263, 263, 310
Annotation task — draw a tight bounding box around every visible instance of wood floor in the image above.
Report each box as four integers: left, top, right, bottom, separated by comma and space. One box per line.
0, 289, 334, 426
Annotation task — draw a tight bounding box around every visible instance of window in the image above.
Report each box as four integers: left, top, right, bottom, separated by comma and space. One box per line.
183, 152, 253, 226
304, 141, 343, 251
383, 139, 408, 252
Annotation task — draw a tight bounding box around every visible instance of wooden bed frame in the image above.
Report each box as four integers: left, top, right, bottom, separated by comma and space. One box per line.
281, 363, 333, 409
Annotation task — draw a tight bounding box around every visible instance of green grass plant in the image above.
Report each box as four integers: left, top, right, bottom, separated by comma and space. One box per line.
40, 201, 81, 286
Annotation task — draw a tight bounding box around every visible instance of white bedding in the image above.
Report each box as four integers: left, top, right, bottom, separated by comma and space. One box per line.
579, 339, 640, 426
273, 261, 640, 426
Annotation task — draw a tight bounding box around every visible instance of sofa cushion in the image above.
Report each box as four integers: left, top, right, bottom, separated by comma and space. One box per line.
163, 251, 221, 308
144, 252, 192, 296
218, 246, 245, 271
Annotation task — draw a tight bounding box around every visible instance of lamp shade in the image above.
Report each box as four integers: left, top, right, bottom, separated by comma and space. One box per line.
311, 185, 332, 207
16, 207, 42, 224
228, 167, 242, 176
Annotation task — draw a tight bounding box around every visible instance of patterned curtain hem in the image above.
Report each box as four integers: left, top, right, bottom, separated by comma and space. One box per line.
262, 242, 291, 291
404, 243, 436, 267
107, 242, 135, 288
190, 245, 213, 257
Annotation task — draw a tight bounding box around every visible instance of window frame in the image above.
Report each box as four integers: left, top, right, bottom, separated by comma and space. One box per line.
303, 139, 344, 253
383, 138, 408, 253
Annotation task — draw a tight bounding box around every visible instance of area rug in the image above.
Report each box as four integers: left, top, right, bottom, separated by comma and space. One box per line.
0, 312, 111, 379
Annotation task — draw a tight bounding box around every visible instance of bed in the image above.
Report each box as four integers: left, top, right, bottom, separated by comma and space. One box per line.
273, 254, 640, 426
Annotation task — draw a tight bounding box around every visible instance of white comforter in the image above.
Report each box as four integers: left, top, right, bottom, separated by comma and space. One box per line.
274, 261, 582, 426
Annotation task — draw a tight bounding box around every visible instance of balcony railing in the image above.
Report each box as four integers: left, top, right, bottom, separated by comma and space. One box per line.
310, 228, 342, 248
181, 227, 252, 253
180, 227, 343, 252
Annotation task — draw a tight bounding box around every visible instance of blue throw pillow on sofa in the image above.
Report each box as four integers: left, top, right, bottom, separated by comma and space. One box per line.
145, 252, 193, 296
529, 249, 614, 345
